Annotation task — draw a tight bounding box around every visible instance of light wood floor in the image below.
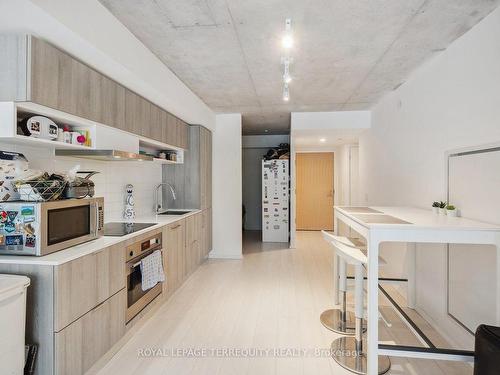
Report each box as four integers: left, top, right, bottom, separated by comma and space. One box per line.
95, 231, 472, 375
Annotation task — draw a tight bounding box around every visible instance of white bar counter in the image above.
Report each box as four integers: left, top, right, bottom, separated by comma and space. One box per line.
333, 206, 500, 374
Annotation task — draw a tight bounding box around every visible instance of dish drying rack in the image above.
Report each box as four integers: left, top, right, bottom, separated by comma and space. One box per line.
15, 180, 66, 202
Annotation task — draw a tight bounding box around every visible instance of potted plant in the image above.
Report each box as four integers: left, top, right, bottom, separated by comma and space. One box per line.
438, 201, 447, 215
446, 204, 457, 217
432, 201, 440, 214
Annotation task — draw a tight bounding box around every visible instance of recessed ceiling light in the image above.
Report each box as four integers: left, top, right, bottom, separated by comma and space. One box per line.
319, 138, 326, 143
282, 35, 293, 49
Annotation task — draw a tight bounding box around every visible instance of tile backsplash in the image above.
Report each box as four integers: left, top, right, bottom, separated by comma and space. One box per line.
0, 142, 162, 221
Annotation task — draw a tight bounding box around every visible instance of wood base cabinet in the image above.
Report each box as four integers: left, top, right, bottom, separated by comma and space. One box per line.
202, 208, 213, 257
54, 243, 125, 331
55, 289, 126, 375
186, 213, 202, 276
164, 219, 186, 296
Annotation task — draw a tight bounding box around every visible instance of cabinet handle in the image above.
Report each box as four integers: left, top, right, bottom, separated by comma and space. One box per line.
171, 224, 181, 230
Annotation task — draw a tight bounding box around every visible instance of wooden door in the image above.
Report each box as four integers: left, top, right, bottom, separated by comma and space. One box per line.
296, 152, 334, 230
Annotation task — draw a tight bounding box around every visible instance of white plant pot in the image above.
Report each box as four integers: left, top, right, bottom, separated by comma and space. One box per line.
438, 208, 446, 215
432, 207, 439, 214
447, 209, 457, 217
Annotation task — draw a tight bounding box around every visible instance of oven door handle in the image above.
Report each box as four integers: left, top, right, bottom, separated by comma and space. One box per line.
126, 249, 163, 274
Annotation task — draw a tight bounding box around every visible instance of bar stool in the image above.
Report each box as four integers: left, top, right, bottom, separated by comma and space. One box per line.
320, 231, 365, 335
328, 239, 391, 375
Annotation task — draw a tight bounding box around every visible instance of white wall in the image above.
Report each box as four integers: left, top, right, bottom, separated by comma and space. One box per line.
242, 135, 289, 231
211, 114, 242, 259
359, 6, 500, 348
291, 111, 371, 131
0, 0, 215, 130
0, 142, 162, 220
290, 111, 370, 247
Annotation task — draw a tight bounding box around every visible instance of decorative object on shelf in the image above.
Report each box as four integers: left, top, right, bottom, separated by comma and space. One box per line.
70, 131, 86, 145
18, 115, 58, 140
446, 204, 458, 217
432, 201, 440, 214
438, 201, 447, 215
158, 152, 166, 160
165, 151, 177, 161
123, 184, 135, 222
0, 151, 29, 202
56, 128, 64, 142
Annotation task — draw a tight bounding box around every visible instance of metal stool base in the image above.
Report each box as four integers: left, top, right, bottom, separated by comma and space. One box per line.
320, 309, 366, 335
331, 337, 391, 375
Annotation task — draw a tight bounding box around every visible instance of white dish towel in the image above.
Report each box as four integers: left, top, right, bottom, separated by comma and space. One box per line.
140, 250, 165, 291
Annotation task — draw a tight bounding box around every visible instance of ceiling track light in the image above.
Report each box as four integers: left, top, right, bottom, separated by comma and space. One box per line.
283, 83, 290, 102
280, 18, 293, 102
282, 18, 293, 49
282, 57, 292, 83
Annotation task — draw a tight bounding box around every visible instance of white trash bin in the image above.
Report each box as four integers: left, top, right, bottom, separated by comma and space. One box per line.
0, 274, 30, 375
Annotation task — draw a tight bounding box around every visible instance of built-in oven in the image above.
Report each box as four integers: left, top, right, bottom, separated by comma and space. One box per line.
0, 197, 104, 256
125, 232, 163, 322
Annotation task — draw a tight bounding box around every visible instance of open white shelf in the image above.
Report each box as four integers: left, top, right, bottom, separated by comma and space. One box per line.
0, 101, 96, 149
9, 135, 93, 150
152, 157, 182, 165
0, 101, 186, 163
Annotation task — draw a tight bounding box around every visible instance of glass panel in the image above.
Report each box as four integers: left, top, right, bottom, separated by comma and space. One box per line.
47, 205, 90, 245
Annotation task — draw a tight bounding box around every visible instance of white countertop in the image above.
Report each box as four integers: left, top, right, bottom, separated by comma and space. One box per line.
0, 210, 201, 266
335, 206, 500, 231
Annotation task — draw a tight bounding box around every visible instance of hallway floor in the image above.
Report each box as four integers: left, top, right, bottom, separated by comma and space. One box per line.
94, 231, 471, 375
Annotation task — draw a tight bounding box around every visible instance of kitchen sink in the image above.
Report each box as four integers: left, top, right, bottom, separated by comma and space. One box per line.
158, 210, 192, 215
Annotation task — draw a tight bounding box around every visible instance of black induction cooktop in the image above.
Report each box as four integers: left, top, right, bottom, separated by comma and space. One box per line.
104, 222, 157, 237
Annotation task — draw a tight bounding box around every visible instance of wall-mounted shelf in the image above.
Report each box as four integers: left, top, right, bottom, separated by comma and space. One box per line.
152, 157, 183, 165
139, 139, 184, 164
0, 101, 187, 163
0, 101, 96, 149
8, 135, 93, 150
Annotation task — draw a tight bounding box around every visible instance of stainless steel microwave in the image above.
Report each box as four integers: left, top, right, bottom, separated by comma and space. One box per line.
0, 197, 104, 256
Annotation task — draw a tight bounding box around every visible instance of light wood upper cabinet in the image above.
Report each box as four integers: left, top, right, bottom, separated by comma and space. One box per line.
176, 117, 189, 149
163, 125, 212, 209
160, 112, 189, 148
0, 34, 190, 149
150, 104, 163, 142
30, 36, 60, 109
98, 76, 126, 130
200, 127, 212, 210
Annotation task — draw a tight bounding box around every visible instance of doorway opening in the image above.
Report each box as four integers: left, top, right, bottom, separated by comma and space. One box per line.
242, 135, 290, 253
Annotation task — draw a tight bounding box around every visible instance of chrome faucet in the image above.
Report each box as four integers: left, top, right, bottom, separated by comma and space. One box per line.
154, 182, 177, 214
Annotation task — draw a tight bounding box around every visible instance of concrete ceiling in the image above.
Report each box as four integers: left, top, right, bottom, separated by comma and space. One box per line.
99, 0, 500, 135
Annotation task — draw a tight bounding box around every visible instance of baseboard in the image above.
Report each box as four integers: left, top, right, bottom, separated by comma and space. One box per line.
208, 250, 243, 260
